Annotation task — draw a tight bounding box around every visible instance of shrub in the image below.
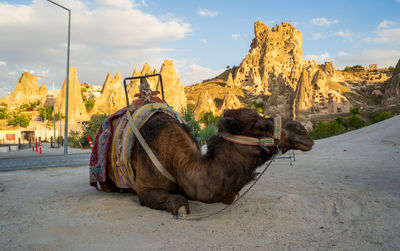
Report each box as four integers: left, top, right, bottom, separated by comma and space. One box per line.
199, 124, 218, 144
39, 106, 54, 121
388, 66, 395, 71
199, 112, 219, 127
347, 115, 364, 129
85, 99, 95, 113
309, 120, 346, 140
7, 113, 31, 127
181, 106, 200, 137
344, 66, 352, 72
0, 107, 6, 119
253, 101, 265, 114
350, 107, 360, 115
68, 130, 81, 148
372, 112, 392, 124
79, 114, 108, 148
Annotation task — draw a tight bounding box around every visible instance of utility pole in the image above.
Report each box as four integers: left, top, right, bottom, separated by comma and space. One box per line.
47, 0, 71, 155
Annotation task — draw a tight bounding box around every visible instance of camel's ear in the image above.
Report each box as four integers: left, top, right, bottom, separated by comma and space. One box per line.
218, 117, 242, 135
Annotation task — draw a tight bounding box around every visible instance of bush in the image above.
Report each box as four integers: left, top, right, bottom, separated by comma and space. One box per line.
199, 112, 219, 127
388, 66, 395, 71
351, 65, 364, 71
253, 101, 265, 114
199, 124, 218, 144
79, 114, 108, 148
0, 107, 7, 119
39, 106, 54, 121
309, 120, 346, 140
372, 112, 392, 123
68, 130, 82, 148
85, 99, 95, 113
7, 113, 31, 127
350, 107, 360, 115
344, 66, 352, 72
181, 106, 200, 137
347, 115, 364, 129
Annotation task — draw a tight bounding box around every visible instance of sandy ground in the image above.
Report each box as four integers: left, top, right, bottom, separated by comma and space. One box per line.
1, 116, 399, 250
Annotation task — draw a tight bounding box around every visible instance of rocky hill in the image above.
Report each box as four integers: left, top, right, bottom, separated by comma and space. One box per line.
90, 72, 125, 115
185, 21, 398, 123
2, 72, 47, 109
54, 67, 89, 123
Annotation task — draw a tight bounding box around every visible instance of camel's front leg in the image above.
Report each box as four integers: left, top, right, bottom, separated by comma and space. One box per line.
138, 188, 190, 216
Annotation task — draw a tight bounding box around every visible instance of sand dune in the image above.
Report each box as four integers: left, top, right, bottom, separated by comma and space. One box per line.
1, 116, 399, 250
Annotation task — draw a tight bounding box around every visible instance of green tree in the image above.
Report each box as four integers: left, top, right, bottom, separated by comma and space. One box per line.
388, 66, 394, 71
39, 106, 54, 121
78, 114, 108, 148
344, 66, 352, 72
0, 106, 7, 119
55, 112, 65, 121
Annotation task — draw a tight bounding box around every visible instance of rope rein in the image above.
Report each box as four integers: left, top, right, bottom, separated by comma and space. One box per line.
175, 154, 278, 221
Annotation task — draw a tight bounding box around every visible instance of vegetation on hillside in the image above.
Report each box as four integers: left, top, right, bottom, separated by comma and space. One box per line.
310, 109, 393, 140
7, 113, 31, 127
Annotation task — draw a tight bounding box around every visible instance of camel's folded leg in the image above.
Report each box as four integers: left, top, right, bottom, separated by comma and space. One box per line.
138, 188, 190, 215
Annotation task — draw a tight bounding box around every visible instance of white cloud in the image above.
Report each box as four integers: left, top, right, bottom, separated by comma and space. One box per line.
175, 61, 224, 85
198, 9, 218, 17
312, 33, 323, 40
378, 20, 397, 29
365, 28, 400, 45
0, 61, 6, 66
304, 52, 330, 63
337, 51, 348, 56
0, 0, 191, 92
333, 49, 400, 69
200, 39, 207, 44
231, 33, 241, 40
335, 30, 352, 40
310, 17, 339, 27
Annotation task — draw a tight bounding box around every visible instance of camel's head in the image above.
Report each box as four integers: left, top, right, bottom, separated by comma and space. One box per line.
218, 108, 313, 154
279, 118, 314, 153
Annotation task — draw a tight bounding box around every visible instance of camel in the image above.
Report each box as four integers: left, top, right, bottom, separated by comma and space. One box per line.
99, 108, 314, 215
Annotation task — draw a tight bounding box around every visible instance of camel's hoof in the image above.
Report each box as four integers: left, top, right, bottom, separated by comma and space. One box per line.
177, 206, 187, 217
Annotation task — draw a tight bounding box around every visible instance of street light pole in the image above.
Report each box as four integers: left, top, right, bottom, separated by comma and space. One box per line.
47, 0, 70, 155
35, 75, 57, 148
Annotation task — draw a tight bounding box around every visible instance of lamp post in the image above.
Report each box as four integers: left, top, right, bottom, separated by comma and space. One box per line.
47, 0, 70, 155
35, 74, 57, 148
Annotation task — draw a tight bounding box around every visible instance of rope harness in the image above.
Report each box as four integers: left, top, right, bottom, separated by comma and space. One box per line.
176, 115, 282, 221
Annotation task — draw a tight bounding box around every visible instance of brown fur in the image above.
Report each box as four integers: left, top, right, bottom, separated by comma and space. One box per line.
103, 108, 314, 215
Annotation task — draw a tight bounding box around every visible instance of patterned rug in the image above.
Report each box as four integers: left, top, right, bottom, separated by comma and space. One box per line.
89, 96, 184, 190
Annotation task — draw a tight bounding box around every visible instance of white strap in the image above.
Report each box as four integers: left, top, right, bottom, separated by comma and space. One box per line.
125, 109, 177, 183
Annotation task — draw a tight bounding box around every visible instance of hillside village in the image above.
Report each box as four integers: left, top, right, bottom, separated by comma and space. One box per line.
0, 21, 399, 144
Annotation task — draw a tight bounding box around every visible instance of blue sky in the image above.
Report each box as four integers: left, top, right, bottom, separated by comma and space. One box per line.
1, 0, 399, 97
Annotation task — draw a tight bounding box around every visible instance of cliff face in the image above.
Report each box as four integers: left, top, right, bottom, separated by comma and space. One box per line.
55, 67, 89, 123
233, 21, 351, 120
194, 90, 217, 118
383, 59, 400, 104
3, 72, 47, 109
159, 60, 187, 112
90, 72, 125, 115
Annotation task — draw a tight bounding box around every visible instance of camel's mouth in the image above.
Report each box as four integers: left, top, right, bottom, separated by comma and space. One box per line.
293, 139, 314, 151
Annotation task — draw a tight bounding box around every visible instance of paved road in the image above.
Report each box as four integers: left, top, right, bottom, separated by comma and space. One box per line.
0, 153, 90, 171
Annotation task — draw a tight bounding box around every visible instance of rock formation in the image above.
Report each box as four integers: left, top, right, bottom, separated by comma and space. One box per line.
55, 67, 89, 123
159, 60, 187, 112
2, 72, 48, 109
225, 72, 235, 88
194, 90, 217, 118
90, 72, 126, 115
233, 21, 351, 120
383, 59, 400, 104
221, 91, 242, 111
